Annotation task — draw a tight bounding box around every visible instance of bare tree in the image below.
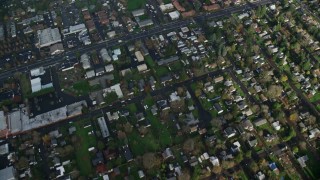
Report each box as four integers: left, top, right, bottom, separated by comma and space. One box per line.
142, 153, 160, 169
183, 139, 195, 153
266, 85, 283, 99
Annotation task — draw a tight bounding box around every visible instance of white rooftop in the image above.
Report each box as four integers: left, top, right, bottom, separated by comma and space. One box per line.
0, 111, 6, 130
37, 28, 61, 48
31, 77, 42, 93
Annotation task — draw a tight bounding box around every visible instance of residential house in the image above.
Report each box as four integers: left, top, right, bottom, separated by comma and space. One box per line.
297, 155, 308, 168
242, 120, 253, 131
106, 111, 119, 121
253, 118, 267, 127
162, 148, 174, 160
209, 156, 220, 166
123, 145, 133, 162
135, 112, 145, 122
157, 100, 170, 110
248, 136, 258, 147
224, 127, 236, 138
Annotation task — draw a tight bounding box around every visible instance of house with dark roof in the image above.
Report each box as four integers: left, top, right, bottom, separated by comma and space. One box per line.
92, 151, 104, 166
160, 74, 173, 85
123, 145, 133, 162
224, 127, 236, 138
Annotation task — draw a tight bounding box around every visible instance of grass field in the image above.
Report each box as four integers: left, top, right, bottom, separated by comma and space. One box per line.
19, 73, 32, 97
127, 0, 147, 11
74, 121, 97, 176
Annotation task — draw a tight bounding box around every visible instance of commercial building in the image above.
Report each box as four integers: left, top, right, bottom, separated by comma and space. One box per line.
36, 28, 62, 48
30, 77, 53, 93
169, 11, 180, 20
160, 3, 174, 12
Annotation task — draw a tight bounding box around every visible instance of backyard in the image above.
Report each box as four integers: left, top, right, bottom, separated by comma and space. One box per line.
74, 120, 97, 177
127, 0, 147, 11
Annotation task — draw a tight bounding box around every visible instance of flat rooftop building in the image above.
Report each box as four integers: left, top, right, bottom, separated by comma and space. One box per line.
0, 166, 15, 180
36, 28, 62, 48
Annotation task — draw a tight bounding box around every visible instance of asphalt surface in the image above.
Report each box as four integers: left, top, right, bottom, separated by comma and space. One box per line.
0, 0, 276, 82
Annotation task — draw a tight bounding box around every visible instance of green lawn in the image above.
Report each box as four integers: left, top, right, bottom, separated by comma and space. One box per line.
145, 55, 156, 68
127, 131, 160, 156
146, 111, 173, 148
127, 0, 147, 11
70, 80, 101, 96
143, 94, 155, 107
74, 121, 97, 177
19, 73, 32, 97
127, 103, 138, 114
310, 92, 320, 103
28, 87, 55, 98
154, 66, 169, 78
169, 61, 183, 72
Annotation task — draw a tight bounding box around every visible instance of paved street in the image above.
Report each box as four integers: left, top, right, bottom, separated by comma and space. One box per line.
0, 0, 276, 82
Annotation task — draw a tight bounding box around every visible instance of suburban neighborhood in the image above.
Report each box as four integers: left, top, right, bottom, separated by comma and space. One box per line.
0, 0, 319, 179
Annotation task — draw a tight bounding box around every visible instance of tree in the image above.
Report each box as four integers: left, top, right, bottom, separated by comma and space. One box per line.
266, 85, 283, 99
280, 75, 288, 82
123, 122, 133, 133
32, 131, 41, 145
195, 89, 202, 97
289, 112, 299, 121
305, 115, 316, 126
170, 99, 185, 112
177, 87, 185, 96
292, 146, 299, 154
97, 141, 105, 150
234, 152, 243, 163
210, 118, 222, 130
104, 92, 118, 104
211, 166, 222, 174
15, 156, 29, 170
251, 105, 260, 113
183, 139, 195, 153
221, 160, 235, 169
245, 150, 252, 159
259, 71, 272, 83
178, 169, 191, 180
142, 153, 160, 169
298, 141, 307, 150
